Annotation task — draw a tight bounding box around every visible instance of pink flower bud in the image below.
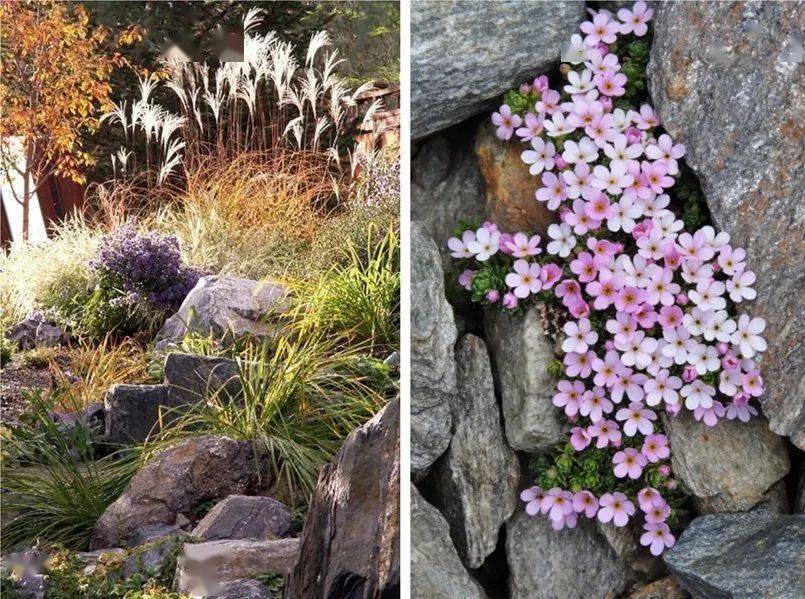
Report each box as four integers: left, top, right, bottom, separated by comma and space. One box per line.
503, 292, 518, 310
482, 221, 499, 233
519, 83, 532, 95
732, 393, 750, 407
604, 340, 616, 352
658, 465, 671, 476
486, 289, 500, 303
676, 293, 688, 305
665, 479, 678, 490
554, 155, 569, 170
600, 97, 613, 112
722, 353, 740, 371
458, 270, 475, 290
682, 365, 698, 383
498, 233, 514, 255
560, 208, 573, 224
625, 126, 642, 144
595, 43, 609, 57
716, 342, 729, 355
532, 75, 549, 94
665, 402, 681, 416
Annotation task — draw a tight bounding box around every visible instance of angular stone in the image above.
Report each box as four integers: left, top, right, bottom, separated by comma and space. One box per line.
286, 398, 399, 599
597, 521, 664, 579
663, 412, 789, 513
484, 306, 564, 451
411, 1, 585, 138
91, 435, 258, 549
411, 125, 486, 261
431, 335, 519, 569
104, 384, 177, 445
506, 511, 634, 599
192, 495, 292, 542
664, 511, 805, 598
156, 275, 289, 350
627, 575, 688, 599
122, 533, 185, 579
648, 1, 805, 448
475, 123, 556, 234
175, 539, 299, 596
130, 524, 184, 546
751, 480, 790, 515
411, 222, 456, 479
7, 312, 64, 350
411, 485, 486, 599
207, 579, 273, 599
164, 352, 241, 405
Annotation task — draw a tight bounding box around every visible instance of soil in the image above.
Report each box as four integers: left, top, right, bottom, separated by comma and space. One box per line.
0, 360, 54, 426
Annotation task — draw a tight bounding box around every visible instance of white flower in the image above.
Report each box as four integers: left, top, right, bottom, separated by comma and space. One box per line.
687, 343, 720, 375
544, 112, 575, 137
702, 310, 736, 343
546, 223, 577, 258
662, 326, 696, 365
562, 137, 599, 164
682, 307, 713, 337
607, 197, 643, 233
617, 331, 658, 370
726, 269, 757, 302
447, 230, 476, 258
643, 369, 682, 406
719, 368, 743, 396
681, 379, 715, 411
564, 69, 595, 95
466, 227, 500, 262
562, 34, 594, 64
731, 315, 767, 358
688, 279, 726, 311
562, 318, 599, 354
521, 137, 556, 176
651, 212, 683, 239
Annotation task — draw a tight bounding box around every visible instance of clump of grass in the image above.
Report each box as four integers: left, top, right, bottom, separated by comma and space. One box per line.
1, 392, 139, 551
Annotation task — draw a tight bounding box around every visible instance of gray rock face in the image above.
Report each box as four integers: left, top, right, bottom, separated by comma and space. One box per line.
665, 511, 805, 599
176, 538, 299, 596
91, 435, 258, 549
484, 306, 564, 451
121, 533, 185, 579
286, 398, 400, 599
411, 485, 487, 599
411, 125, 486, 260
156, 275, 289, 350
164, 352, 241, 405
411, 222, 456, 479
597, 521, 664, 579
411, 1, 585, 138
7, 312, 64, 350
648, 1, 805, 448
192, 495, 292, 542
506, 511, 634, 599
431, 335, 519, 569
663, 412, 789, 513
207, 579, 273, 599
104, 384, 176, 445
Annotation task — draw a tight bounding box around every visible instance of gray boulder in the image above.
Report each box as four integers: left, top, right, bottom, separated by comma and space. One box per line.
484, 306, 565, 451
175, 538, 299, 596
648, 1, 805, 448
411, 485, 487, 599
506, 511, 634, 599
91, 435, 258, 549
206, 579, 273, 598
156, 275, 289, 350
7, 312, 64, 350
164, 352, 241, 405
122, 533, 186, 580
663, 412, 789, 513
431, 335, 519, 569
665, 511, 805, 598
411, 1, 585, 138
411, 222, 456, 479
192, 495, 292, 542
104, 384, 176, 445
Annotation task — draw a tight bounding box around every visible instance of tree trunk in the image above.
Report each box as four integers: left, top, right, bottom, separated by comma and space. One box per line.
21, 164, 30, 241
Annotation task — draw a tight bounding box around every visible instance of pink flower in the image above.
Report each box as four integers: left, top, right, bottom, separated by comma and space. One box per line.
641, 523, 675, 556
613, 447, 647, 479
641, 160, 674, 193
616, 401, 656, 436
570, 426, 592, 451
618, 1, 654, 37
637, 487, 664, 512
562, 317, 598, 354
521, 137, 556, 175
658, 305, 684, 329
540, 263, 562, 289
725, 394, 758, 422
486, 289, 500, 303
504, 232, 542, 258
610, 369, 647, 404
593, 350, 627, 388
492, 104, 521, 140
585, 193, 616, 222
564, 350, 596, 378
535, 89, 561, 115
580, 13, 620, 46
589, 419, 622, 448
502, 292, 518, 310
585, 113, 618, 148
641, 434, 670, 463
570, 252, 599, 283
682, 365, 698, 383
567, 96, 604, 129
586, 277, 620, 310
541, 487, 575, 523
632, 104, 659, 130
458, 269, 475, 290
536, 172, 569, 211
693, 400, 726, 427
625, 126, 643, 144
658, 465, 671, 476
505, 259, 543, 298
614, 285, 644, 314
597, 492, 635, 527
565, 199, 601, 235
515, 112, 544, 142
553, 380, 585, 418
568, 298, 591, 319
573, 490, 599, 518
580, 386, 613, 422
555, 278, 581, 301
595, 71, 627, 96
520, 485, 546, 516
606, 312, 637, 345
677, 231, 716, 262
643, 370, 682, 406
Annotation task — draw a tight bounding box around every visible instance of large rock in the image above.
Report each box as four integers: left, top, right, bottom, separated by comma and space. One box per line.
103, 384, 176, 445
410, 222, 456, 479
664, 511, 805, 598
91, 435, 258, 549
7, 312, 65, 350
663, 412, 789, 513
475, 123, 556, 234
411, 1, 585, 138
164, 352, 241, 405
506, 510, 634, 599
411, 124, 486, 259
156, 275, 289, 350
597, 521, 664, 579
484, 306, 565, 452
206, 579, 273, 599
285, 398, 399, 599
411, 485, 487, 599
431, 335, 519, 569
176, 538, 300, 596
192, 495, 292, 542
648, 1, 805, 448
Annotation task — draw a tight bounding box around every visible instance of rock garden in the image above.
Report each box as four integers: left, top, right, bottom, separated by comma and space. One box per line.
1, 3, 400, 598
412, 2, 803, 598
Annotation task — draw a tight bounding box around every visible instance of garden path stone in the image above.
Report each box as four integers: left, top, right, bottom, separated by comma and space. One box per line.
175, 538, 300, 596
411, 0, 585, 138
192, 495, 292, 542
506, 510, 634, 599
664, 511, 805, 598
663, 411, 789, 513
155, 275, 289, 350
411, 222, 455, 479
286, 398, 399, 599
430, 334, 519, 569
104, 383, 178, 445
411, 485, 487, 599
484, 306, 565, 452
475, 123, 557, 235
648, 1, 805, 449
91, 435, 258, 549
164, 352, 241, 405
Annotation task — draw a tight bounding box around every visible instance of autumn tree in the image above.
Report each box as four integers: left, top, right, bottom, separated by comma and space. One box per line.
0, 1, 137, 239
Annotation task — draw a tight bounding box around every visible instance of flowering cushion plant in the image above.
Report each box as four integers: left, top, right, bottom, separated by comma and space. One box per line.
447, 2, 767, 555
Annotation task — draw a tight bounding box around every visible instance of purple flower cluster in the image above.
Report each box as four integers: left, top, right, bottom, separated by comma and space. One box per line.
91, 223, 200, 312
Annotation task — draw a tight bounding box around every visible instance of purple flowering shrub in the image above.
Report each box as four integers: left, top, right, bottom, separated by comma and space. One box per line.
447, 2, 767, 556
